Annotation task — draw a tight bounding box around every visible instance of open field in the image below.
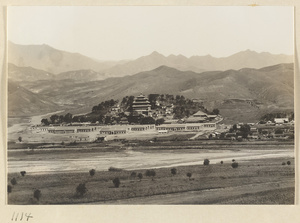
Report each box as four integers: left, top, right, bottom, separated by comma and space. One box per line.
7, 139, 294, 205
7, 156, 294, 205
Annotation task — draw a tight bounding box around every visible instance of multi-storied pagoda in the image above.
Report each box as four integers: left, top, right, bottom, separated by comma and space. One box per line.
132, 94, 151, 116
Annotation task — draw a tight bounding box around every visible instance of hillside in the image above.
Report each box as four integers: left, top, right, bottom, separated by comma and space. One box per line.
7, 63, 294, 122
7, 81, 60, 116
8, 63, 107, 87
54, 69, 106, 81
8, 41, 119, 74
8, 63, 55, 82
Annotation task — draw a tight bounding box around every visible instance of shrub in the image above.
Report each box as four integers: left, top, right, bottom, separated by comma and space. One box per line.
34, 189, 41, 201
231, 162, 239, 168
113, 177, 120, 188
89, 169, 95, 176
171, 168, 177, 176
108, 167, 123, 172
145, 169, 156, 180
282, 162, 286, 165
76, 183, 87, 196
20, 171, 26, 177
186, 172, 192, 180
8, 185, 12, 194
287, 161, 291, 165
11, 178, 17, 185
137, 173, 143, 181
232, 159, 235, 162
220, 161, 223, 164
130, 171, 137, 178
203, 159, 210, 165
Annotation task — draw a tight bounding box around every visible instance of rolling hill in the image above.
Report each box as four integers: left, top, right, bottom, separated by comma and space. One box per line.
7, 81, 60, 116
8, 63, 107, 85
8, 63, 55, 82
7, 62, 294, 123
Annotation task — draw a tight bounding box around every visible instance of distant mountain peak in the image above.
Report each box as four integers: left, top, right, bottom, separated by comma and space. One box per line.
148, 51, 165, 57
153, 65, 174, 71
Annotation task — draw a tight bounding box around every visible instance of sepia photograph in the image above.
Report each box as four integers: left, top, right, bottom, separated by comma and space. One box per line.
6, 6, 295, 205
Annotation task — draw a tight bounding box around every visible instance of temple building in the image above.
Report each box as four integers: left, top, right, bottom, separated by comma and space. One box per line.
132, 94, 152, 116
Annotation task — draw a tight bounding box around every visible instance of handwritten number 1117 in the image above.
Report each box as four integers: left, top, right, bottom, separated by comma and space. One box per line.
11, 212, 33, 221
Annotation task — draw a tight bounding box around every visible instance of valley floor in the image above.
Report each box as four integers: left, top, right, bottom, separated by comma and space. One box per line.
7, 147, 294, 205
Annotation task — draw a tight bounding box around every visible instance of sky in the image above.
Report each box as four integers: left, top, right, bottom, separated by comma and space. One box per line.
7, 6, 294, 61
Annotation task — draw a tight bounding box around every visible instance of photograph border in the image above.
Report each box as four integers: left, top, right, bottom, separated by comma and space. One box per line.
0, 0, 299, 223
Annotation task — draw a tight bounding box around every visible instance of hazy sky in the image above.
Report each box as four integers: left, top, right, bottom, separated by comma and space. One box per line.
8, 6, 294, 60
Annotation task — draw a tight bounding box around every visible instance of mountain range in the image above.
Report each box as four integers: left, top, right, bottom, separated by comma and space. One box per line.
8, 41, 293, 78
7, 62, 294, 123
8, 41, 125, 75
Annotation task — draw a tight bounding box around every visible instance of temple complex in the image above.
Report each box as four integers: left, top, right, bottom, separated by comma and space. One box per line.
132, 94, 152, 116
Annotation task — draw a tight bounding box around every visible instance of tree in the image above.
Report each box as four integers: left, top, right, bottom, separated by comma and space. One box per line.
41, 118, 49, 125
275, 129, 284, 134
145, 169, 156, 180
89, 169, 95, 177
20, 171, 26, 177
220, 161, 223, 164
18, 137, 22, 142
203, 159, 210, 166
287, 161, 291, 165
64, 113, 73, 123
212, 108, 220, 115
137, 173, 143, 181
155, 118, 165, 125
233, 124, 237, 131
76, 183, 87, 196
148, 94, 160, 109
140, 117, 155, 124
104, 116, 112, 125
50, 114, 59, 124
231, 162, 239, 168
34, 189, 41, 201
240, 124, 251, 138
130, 172, 137, 178
8, 185, 12, 194
11, 178, 17, 186
171, 168, 177, 176
186, 172, 192, 180
113, 177, 120, 188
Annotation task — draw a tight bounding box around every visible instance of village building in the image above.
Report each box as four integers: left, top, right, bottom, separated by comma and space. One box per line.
185, 110, 209, 123
76, 127, 96, 133
99, 124, 155, 135
132, 94, 152, 116
99, 126, 128, 135
129, 124, 155, 131
156, 123, 216, 132
274, 118, 289, 124
48, 127, 76, 134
